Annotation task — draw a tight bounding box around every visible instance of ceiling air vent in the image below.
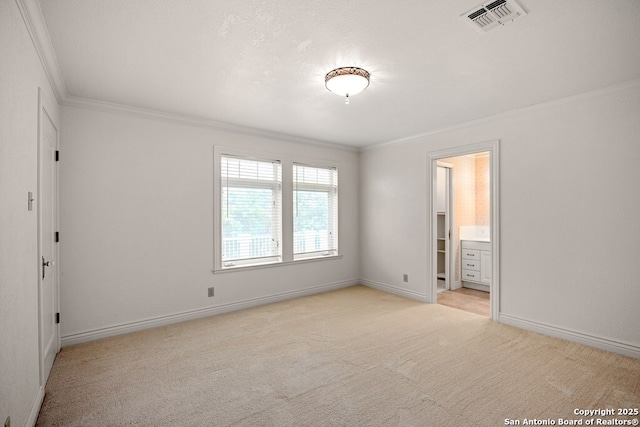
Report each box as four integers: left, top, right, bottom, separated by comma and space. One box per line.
461, 0, 527, 33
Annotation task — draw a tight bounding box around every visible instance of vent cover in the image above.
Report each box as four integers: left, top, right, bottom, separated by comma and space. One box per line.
461, 0, 527, 33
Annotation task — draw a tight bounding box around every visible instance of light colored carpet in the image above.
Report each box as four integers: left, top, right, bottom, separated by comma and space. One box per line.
38, 285, 639, 426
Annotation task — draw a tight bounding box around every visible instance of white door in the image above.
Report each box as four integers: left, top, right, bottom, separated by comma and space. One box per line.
38, 91, 59, 385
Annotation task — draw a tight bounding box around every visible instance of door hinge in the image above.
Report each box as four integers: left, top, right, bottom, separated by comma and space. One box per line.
56, 313, 60, 324
55, 231, 59, 242
55, 150, 60, 161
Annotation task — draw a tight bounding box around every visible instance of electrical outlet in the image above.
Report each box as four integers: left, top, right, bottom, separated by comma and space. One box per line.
208, 287, 214, 297
5, 416, 10, 427
403, 274, 408, 282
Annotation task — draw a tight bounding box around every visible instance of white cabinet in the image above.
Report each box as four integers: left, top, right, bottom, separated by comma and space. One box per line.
461, 240, 491, 288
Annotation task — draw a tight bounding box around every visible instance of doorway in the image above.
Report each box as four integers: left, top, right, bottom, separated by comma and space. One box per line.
38, 88, 60, 386
428, 141, 500, 319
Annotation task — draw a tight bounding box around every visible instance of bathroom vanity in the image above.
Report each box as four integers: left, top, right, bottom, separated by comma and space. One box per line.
461, 239, 491, 291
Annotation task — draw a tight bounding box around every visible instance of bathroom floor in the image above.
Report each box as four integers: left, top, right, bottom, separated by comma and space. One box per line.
437, 287, 490, 317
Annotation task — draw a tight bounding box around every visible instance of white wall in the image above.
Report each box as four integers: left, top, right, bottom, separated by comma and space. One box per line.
3, 5, 638, 426
0, 0, 60, 425
360, 83, 640, 355
59, 105, 360, 344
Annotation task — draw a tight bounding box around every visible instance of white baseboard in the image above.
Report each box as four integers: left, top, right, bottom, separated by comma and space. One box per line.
26, 386, 44, 427
61, 279, 358, 347
499, 313, 640, 359
360, 279, 428, 302
59, 279, 639, 360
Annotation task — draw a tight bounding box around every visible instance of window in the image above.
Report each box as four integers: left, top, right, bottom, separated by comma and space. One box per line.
220, 155, 282, 267
293, 164, 338, 260
214, 148, 340, 272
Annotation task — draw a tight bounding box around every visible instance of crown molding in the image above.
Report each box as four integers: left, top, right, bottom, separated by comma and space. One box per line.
15, 0, 67, 103
62, 95, 359, 153
363, 78, 640, 152
18, 0, 638, 154
14, 0, 357, 153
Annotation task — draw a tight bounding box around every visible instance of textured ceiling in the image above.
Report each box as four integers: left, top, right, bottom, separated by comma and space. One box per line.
39, 0, 640, 148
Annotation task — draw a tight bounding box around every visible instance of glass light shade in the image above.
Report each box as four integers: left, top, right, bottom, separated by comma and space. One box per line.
325, 67, 370, 98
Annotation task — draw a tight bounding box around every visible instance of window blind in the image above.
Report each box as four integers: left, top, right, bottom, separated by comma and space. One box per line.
293, 164, 338, 259
221, 155, 282, 267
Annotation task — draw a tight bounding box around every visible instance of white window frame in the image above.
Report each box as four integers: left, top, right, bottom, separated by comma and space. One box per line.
213, 146, 341, 273
293, 163, 338, 261
214, 148, 283, 270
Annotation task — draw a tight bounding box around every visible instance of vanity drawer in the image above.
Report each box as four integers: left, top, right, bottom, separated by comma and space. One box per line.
461, 249, 480, 260
462, 260, 480, 271
462, 269, 481, 282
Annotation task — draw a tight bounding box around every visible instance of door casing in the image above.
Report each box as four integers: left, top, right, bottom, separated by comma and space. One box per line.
427, 140, 500, 320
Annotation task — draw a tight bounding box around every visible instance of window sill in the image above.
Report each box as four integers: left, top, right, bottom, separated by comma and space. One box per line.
212, 254, 343, 274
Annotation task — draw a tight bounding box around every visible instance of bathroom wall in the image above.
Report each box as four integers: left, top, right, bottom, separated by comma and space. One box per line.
475, 153, 490, 226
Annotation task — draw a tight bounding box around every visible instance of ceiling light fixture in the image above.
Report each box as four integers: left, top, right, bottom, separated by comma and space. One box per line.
325, 67, 370, 104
